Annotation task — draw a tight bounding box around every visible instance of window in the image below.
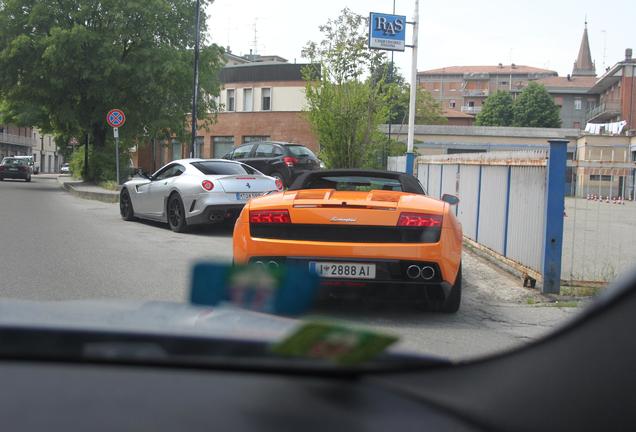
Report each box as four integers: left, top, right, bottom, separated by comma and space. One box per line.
212, 136, 234, 158
254, 143, 275, 157
449, 100, 456, 108
191, 161, 257, 175
193, 136, 204, 158
573, 122, 581, 129
242, 136, 270, 143
231, 144, 254, 159
574, 99, 582, 110
243, 88, 253, 112
468, 101, 475, 107
500, 81, 508, 86
171, 140, 181, 160
226, 89, 235, 112
261, 88, 271, 111
286, 145, 316, 158
589, 174, 613, 181
306, 175, 403, 192
154, 164, 184, 180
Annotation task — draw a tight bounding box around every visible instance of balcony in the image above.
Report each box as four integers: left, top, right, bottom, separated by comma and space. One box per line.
463, 89, 489, 97
463, 73, 490, 80
460, 106, 482, 114
587, 101, 621, 123
0, 132, 37, 148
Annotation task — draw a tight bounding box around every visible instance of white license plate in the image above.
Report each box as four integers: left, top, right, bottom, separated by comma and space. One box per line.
236, 192, 263, 201
309, 262, 376, 279
9, 168, 17, 171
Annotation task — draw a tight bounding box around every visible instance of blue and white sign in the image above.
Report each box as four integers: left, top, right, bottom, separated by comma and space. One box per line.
368, 12, 407, 52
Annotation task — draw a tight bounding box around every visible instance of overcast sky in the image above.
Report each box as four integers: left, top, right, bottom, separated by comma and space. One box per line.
206, 0, 634, 78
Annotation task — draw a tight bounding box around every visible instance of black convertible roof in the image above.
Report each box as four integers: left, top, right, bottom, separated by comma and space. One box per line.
288, 169, 425, 194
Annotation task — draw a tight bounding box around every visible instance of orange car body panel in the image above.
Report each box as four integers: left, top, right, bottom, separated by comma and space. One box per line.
233, 189, 462, 285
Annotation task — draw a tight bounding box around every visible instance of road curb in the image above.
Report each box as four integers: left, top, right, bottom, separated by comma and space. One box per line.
57, 177, 119, 204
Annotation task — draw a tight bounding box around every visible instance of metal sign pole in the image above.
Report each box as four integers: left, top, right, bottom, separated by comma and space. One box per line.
114, 127, 120, 185
405, 0, 419, 175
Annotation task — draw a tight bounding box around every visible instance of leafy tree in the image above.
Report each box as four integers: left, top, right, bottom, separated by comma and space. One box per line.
0, 0, 224, 181
512, 82, 561, 128
302, 8, 389, 169
414, 88, 447, 125
475, 90, 514, 126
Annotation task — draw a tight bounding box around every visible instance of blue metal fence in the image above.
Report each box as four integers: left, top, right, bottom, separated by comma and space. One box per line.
415, 142, 567, 293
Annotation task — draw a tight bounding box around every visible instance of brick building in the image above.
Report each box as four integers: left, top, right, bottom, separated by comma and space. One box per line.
418, 23, 600, 129
134, 54, 320, 172
587, 48, 636, 132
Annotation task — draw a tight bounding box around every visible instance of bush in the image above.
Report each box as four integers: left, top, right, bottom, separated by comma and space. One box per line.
68, 143, 130, 182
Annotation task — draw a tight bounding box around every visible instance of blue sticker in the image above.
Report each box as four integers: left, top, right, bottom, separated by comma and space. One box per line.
190, 262, 320, 316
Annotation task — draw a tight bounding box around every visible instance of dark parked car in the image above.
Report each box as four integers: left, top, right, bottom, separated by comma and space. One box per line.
223, 141, 321, 187
0, 157, 32, 182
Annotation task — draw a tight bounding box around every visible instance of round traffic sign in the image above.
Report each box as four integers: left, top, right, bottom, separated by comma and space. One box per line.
107, 109, 126, 128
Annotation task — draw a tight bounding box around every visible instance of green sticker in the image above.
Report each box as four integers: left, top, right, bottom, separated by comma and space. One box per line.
271, 321, 398, 366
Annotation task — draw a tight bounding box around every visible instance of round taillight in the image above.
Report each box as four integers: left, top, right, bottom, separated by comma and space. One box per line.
201, 180, 214, 191
275, 179, 283, 190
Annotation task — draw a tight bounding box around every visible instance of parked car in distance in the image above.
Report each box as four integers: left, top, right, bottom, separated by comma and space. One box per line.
0, 157, 32, 182
60, 163, 70, 174
223, 141, 321, 187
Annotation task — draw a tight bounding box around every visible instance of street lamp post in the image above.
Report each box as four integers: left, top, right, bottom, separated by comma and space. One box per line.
40, 135, 44, 174
190, 0, 202, 158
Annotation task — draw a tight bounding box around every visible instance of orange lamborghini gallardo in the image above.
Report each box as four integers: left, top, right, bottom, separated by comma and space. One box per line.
233, 169, 463, 313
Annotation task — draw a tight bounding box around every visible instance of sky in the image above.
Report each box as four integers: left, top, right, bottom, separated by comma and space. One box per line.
205, 0, 634, 78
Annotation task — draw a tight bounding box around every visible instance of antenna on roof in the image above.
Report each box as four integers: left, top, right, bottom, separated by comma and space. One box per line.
250, 18, 259, 56
601, 29, 607, 70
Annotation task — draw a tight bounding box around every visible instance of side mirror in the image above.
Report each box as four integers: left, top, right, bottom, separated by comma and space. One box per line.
135, 169, 151, 180
441, 194, 460, 206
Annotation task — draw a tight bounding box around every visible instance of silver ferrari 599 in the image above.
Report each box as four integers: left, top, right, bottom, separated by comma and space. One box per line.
119, 159, 282, 232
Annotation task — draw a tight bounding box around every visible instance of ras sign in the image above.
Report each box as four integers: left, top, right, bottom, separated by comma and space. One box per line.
368, 12, 407, 52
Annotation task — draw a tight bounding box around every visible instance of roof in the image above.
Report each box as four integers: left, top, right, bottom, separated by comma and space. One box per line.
442, 109, 475, 119
537, 75, 597, 90
220, 63, 320, 83
419, 65, 557, 75
572, 23, 596, 77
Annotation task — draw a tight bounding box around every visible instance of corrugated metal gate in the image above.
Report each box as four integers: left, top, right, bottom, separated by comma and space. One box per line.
418, 149, 552, 282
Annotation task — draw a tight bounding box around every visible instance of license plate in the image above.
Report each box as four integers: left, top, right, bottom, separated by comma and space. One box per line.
309, 262, 376, 279
236, 192, 263, 201
9, 168, 17, 171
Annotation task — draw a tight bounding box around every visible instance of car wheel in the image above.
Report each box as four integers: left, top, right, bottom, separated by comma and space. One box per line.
167, 193, 188, 233
0, 177, 3, 181
270, 171, 285, 187
431, 264, 462, 314
25, 175, 31, 182
119, 189, 136, 221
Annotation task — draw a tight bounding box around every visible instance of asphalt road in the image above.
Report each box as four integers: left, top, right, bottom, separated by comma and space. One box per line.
0, 176, 583, 360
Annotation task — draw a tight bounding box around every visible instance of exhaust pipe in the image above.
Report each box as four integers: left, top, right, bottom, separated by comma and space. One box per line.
209, 212, 224, 222
253, 261, 266, 269
267, 260, 280, 270
406, 265, 421, 279
420, 266, 435, 280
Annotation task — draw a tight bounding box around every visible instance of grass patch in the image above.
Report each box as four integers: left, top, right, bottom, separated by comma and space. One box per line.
560, 285, 604, 297
526, 297, 537, 305
544, 300, 579, 308
98, 181, 119, 191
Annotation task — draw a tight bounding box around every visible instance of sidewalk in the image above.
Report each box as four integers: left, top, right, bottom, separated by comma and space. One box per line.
56, 175, 119, 204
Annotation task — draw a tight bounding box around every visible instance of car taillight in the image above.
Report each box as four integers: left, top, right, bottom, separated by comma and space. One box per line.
249, 209, 291, 224
275, 179, 283, 190
397, 212, 442, 227
283, 156, 298, 167
0, 166, 4, 172
201, 180, 214, 191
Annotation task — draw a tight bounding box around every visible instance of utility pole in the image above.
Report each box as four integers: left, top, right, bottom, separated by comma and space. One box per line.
405, 0, 419, 175
83, 132, 89, 179
40, 135, 44, 174
190, 0, 202, 158
386, 0, 396, 169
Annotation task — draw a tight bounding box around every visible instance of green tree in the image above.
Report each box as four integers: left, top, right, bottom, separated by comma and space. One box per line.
414, 88, 447, 125
475, 90, 514, 126
302, 8, 389, 169
0, 0, 224, 181
512, 82, 561, 128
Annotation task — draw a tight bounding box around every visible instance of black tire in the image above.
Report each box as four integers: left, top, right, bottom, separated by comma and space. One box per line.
119, 189, 136, 221
167, 193, 188, 233
0, 177, 3, 181
25, 175, 31, 182
270, 171, 285, 187
431, 264, 462, 314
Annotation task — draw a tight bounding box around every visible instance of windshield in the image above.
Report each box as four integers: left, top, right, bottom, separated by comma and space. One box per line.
0, 0, 632, 374
192, 161, 258, 175
306, 175, 403, 191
